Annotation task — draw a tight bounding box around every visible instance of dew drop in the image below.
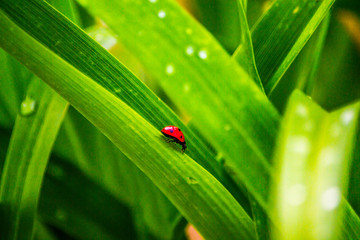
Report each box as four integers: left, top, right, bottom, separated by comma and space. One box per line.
286, 184, 307, 206
20, 97, 36, 117
292, 6, 300, 14
184, 83, 190, 92
287, 136, 310, 154
321, 187, 341, 211
198, 50, 208, 59
296, 104, 307, 117
149, 0, 157, 2
166, 64, 175, 75
95, 34, 104, 42
341, 110, 354, 125
319, 147, 338, 166
158, 10, 166, 18
186, 46, 194, 55
187, 177, 198, 185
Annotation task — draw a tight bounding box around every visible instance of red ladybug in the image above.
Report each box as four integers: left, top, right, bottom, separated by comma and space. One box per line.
161, 126, 187, 152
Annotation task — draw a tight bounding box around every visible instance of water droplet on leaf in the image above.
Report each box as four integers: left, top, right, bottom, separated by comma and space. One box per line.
286, 184, 307, 206
198, 50, 208, 59
321, 187, 341, 211
166, 64, 175, 75
20, 97, 36, 116
186, 46, 194, 55
158, 10, 166, 18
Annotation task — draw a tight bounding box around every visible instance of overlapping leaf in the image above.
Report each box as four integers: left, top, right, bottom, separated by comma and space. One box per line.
0, 78, 68, 240
272, 90, 360, 239
249, 0, 335, 94
74, 0, 279, 213
0, 10, 255, 240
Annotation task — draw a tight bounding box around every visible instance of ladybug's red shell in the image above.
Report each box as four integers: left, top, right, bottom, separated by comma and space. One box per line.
161, 126, 187, 152
161, 126, 185, 143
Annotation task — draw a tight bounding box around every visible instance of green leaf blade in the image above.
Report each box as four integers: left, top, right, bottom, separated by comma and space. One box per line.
0, 11, 255, 240
74, 0, 280, 213
0, 78, 68, 240
0, 0, 236, 199
250, 0, 335, 94
233, 0, 263, 90
269, 14, 331, 112
272, 90, 360, 240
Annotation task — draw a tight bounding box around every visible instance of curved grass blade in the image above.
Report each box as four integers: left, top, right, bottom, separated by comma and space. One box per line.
348, 129, 360, 216
249, 195, 270, 240
53, 26, 185, 239
5, 0, 360, 239
0, 12, 255, 240
0, 0, 242, 205
232, 0, 263, 90
0, 50, 32, 128
0, 2, 82, 239
272, 90, 360, 239
74, 0, 280, 212
56, 109, 184, 239
0, 78, 68, 240
342, 203, 360, 239
269, 14, 331, 112
311, 14, 360, 110
249, 0, 335, 94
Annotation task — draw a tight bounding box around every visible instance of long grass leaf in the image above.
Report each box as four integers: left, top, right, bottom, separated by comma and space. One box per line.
51, 27, 185, 238
74, 0, 280, 212
0, 0, 240, 203
272, 90, 360, 239
0, 50, 31, 128
0, 11, 255, 240
0, 78, 68, 240
233, 0, 263, 89
269, 14, 331, 112
249, 0, 335, 94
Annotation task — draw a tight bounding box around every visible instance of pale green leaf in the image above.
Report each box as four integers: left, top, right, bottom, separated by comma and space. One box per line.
272, 90, 360, 239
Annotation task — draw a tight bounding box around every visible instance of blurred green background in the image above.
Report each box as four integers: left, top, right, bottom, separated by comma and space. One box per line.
0, 0, 359, 239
